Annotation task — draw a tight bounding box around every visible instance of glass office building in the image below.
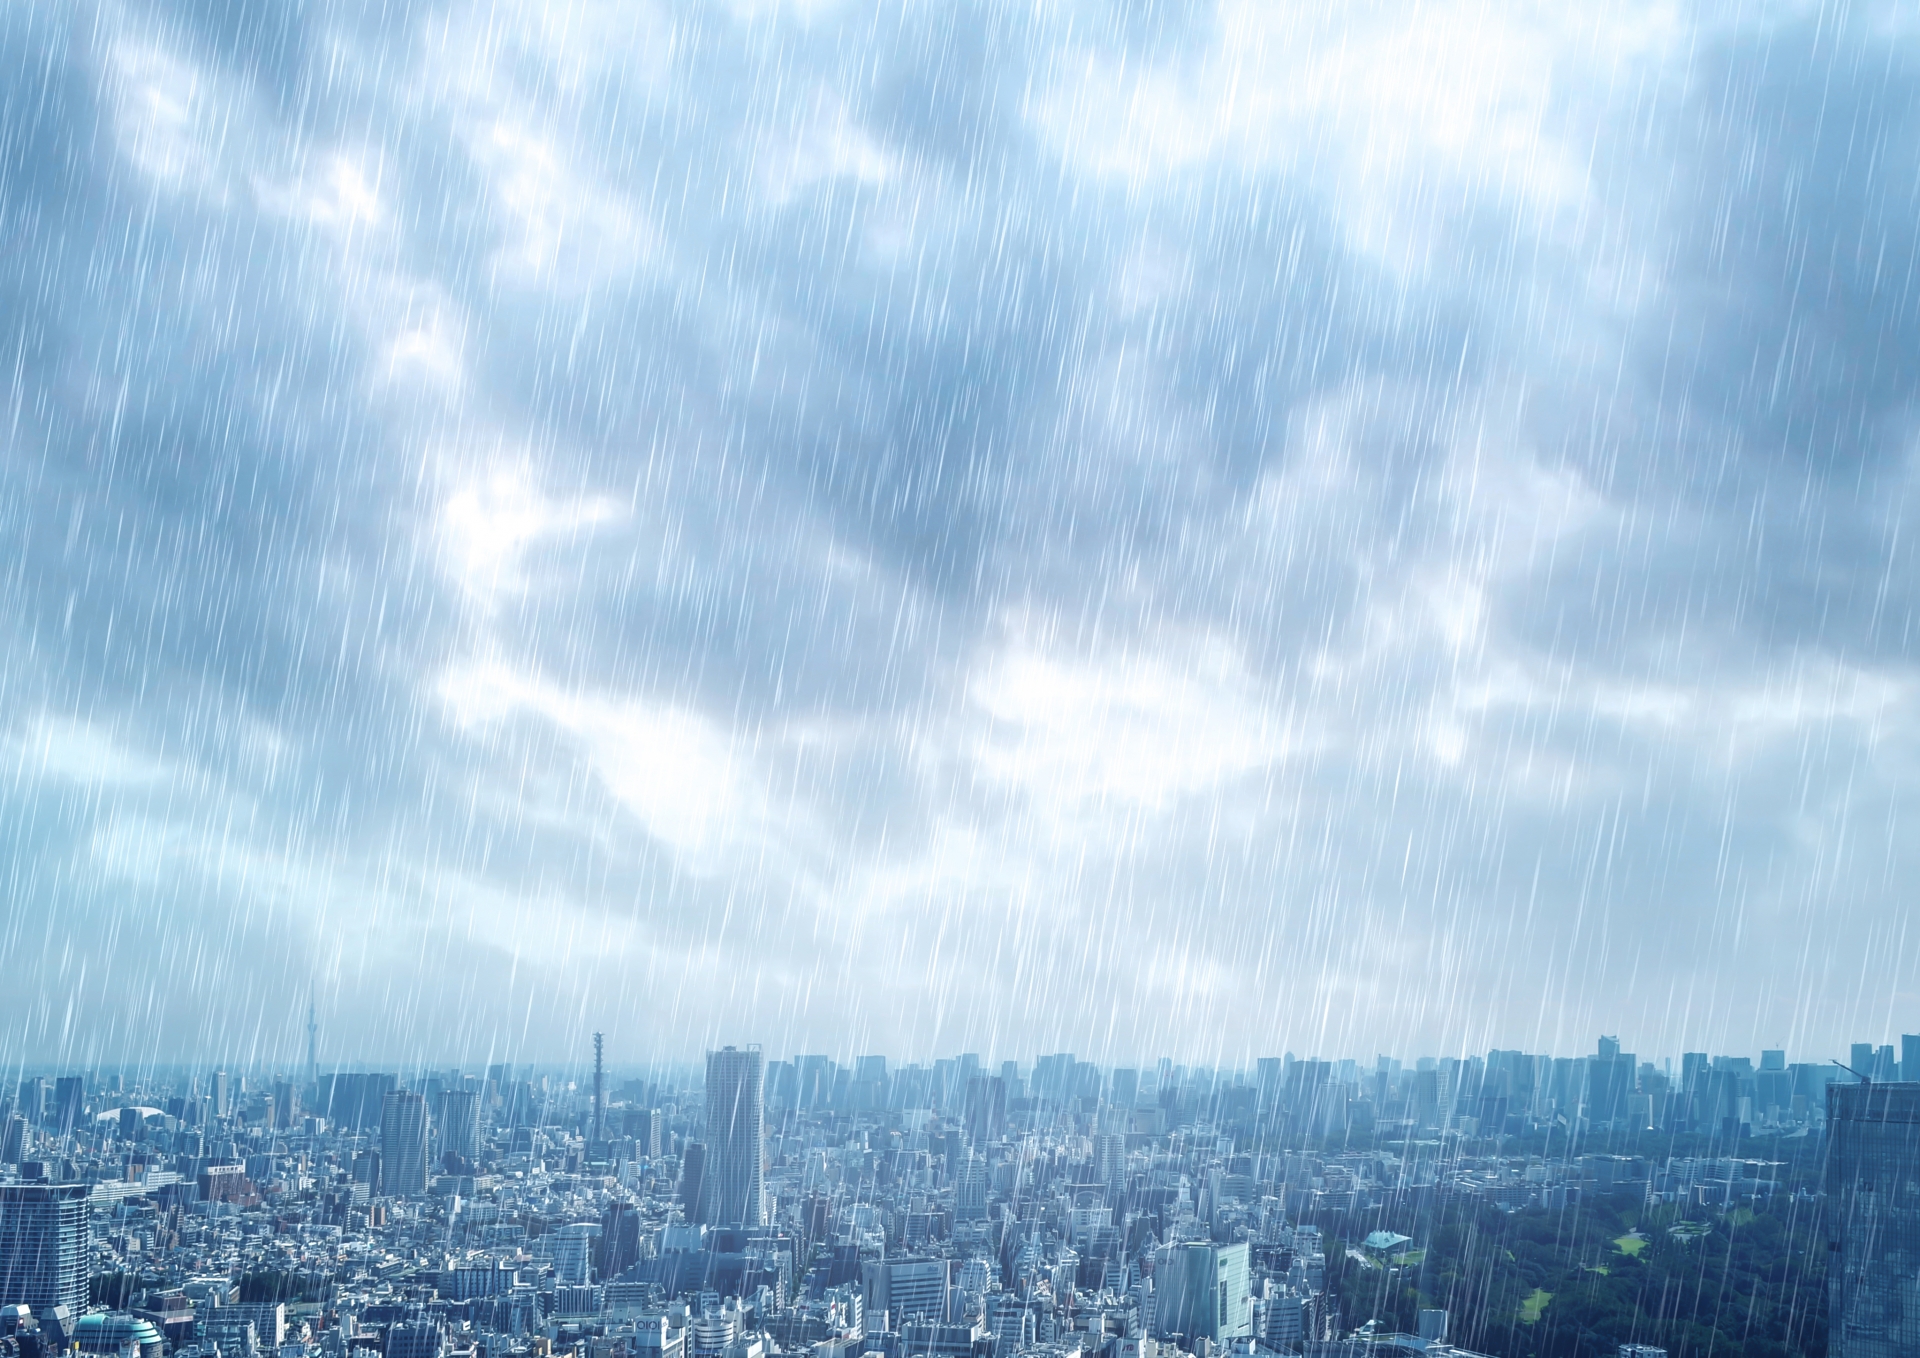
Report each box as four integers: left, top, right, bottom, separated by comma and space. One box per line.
1827, 1082, 1920, 1357
0, 1184, 90, 1315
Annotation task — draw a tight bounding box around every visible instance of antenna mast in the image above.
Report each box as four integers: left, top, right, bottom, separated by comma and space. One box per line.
593, 1032, 605, 1145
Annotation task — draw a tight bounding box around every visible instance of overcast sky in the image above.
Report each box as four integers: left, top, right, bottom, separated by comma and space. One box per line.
4, 0, 1920, 1071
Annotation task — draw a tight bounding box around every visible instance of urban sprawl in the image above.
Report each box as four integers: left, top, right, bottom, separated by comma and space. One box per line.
0, 1034, 1912, 1358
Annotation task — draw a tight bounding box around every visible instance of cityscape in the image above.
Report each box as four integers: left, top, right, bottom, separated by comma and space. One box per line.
10, 0, 1920, 1356
0, 1032, 1908, 1358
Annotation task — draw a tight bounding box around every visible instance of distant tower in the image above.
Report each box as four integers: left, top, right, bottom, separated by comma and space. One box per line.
307, 1001, 319, 1092
592, 1033, 605, 1146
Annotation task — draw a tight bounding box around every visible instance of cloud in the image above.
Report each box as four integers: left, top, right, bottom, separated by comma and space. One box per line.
3, 0, 1919, 1063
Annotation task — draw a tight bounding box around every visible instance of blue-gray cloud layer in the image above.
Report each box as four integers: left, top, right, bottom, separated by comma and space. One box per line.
3, 0, 1918, 1068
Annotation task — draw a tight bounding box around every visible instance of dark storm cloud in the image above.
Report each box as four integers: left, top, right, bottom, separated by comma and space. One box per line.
1, 0, 1918, 1068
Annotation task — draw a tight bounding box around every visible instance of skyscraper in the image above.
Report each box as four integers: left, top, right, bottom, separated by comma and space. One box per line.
701, 1046, 765, 1228
1150, 1242, 1251, 1344
381, 1090, 431, 1197
438, 1090, 481, 1165
0, 1184, 90, 1314
1826, 1080, 1920, 1355
680, 1142, 707, 1222
50, 1079, 82, 1139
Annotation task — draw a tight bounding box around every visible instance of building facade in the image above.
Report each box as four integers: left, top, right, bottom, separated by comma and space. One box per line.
0, 1184, 89, 1314
381, 1090, 431, 1197
701, 1047, 765, 1227
1827, 1081, 1920, 1357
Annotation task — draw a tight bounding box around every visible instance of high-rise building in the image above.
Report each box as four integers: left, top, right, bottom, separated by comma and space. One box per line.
50, 1079, 82, 1139
955, 1154, 988, 1222
1826, 1081, 1920, 1355
550, 1222, 594, 1285
964, 1077, 1006, 1145
679, 1143, 706, 1222
1151, 1242, 1251, 1344
323, 1073, 399, 1132
381, 1090, 431, 1197
438, 1090, 481, 1165
1904, 1035, 1920, 1083
862, 1258, 951, 1327
602, 1201, 643, 1278
624, 1107, 662, 1158
211, 1070, 230, 1119
701, 1047, 764, 1228
14, 1081, 45, 1129
0, 1184, 90, 1314
271, 1082, 299, 1131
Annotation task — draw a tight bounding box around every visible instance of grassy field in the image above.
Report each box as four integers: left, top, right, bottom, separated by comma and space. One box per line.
1518, 1288, 1553, 1324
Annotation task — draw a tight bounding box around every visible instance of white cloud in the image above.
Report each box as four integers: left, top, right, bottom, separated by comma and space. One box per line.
437, 466, 624, 604
963, 631, 1297, 815
756, 93, 899, 208
438, 661, 787, 869
103, 34, 227, 192
10, 718, 170, 788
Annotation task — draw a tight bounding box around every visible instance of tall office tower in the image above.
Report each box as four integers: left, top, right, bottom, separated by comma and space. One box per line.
626, 1107, 663, 1158
1110, 1068, 1140, 1111
680, 1143, 707, 1221
438, 1090, 482, 1165
964, 1077, 1006, 1145
271, 1082, 299, 1131
602, 1200, 643, 1278
307, 1002, 318, 1091
50, 1079, 82, 1139
1905, 1035, 1920, 1082
1255, 1058, 1283, 1126
550, 1222, 595, 1285
1150, 1242, 1252, 1344
381, 1090, 431, 1196
1092, 1132, 1127, 1190
211, 1069, 230, 1119
0, 1185, 91, 1314
1827, 1081, 1920, 1355
955, 1154, 989, 1222
701, 1047, 765, 1227
14, 1081, 45, 1128
0, 1117, 25, 1165
798, 1055, 834, 1111
1852, 1043, 1877, 1079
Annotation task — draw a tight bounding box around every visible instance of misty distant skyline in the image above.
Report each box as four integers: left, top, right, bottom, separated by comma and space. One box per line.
4, 0, 1920, 1067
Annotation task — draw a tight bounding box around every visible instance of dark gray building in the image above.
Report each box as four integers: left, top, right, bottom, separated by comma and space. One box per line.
381, 1090, 431, 1196
1827, 1081, 1920, 1356
437, 1089, 481, 1165
0, 1184, 89, 1314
